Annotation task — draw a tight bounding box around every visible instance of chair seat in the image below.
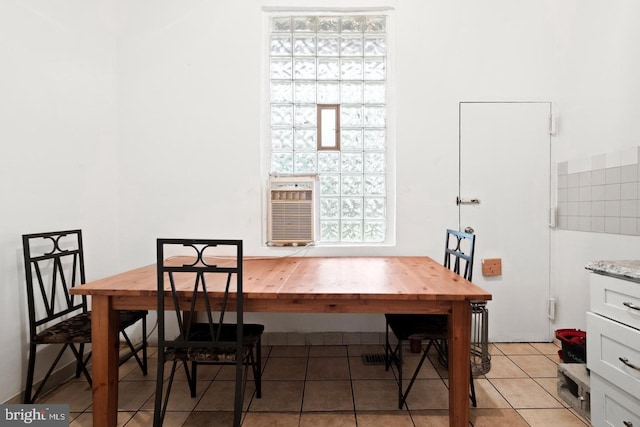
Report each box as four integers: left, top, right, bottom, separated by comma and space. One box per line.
385, 314, 447, 341
34, 310, 149, 344
165, 323, 264, 363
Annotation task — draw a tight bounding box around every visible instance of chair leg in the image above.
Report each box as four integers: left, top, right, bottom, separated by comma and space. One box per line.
188, 362, 197, 398
23, 344, 38, 404
398, 339, 433, 409
397, 339, 403, 409
470, 365, 477, 407
254, 338, 262, 398
233, 358, 245, 427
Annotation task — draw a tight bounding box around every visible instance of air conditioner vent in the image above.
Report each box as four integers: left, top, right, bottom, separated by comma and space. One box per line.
267, 176, 317, 246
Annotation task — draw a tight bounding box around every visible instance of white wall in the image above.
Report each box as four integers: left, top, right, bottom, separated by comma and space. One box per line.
1, 0, 638, 404
0, 0, 120, 404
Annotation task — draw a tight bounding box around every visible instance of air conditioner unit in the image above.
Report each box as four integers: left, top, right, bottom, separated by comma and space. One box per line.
267, 176, 318, 246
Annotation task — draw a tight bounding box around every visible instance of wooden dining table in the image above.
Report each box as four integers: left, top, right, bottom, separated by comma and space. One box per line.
70, 256, 491, 427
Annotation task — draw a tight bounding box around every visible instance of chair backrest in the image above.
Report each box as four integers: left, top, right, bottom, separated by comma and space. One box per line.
156, 238, 244, 353
22, 230, 87, 335
443, 229, 476, 281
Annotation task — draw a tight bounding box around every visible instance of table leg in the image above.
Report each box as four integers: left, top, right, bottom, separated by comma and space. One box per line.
448, 300, 472, 427
91, 295, 119, 427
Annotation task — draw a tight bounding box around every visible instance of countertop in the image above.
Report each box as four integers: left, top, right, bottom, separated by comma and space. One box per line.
585, 260, 640, 281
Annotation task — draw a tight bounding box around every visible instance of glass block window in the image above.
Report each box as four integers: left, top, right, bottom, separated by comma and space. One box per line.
269, 15, 387, 243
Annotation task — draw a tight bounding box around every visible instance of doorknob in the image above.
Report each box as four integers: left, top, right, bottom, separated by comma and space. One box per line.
456, 197, 481, 205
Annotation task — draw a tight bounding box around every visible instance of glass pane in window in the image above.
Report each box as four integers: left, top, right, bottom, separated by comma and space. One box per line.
317, 35, 339, 56
272, 152, 293, 174
341, 153, 363, 173
341, 129, 362, 150
364, 174, 385, 195
341, 58, 363, 80
271, 105, 293, 126
364, 129, 386, 150
341, 106, 362, 127
270, 58, 292, 79
317, 82, 339, 103
364, 35, 386, 56
342, 175, 363, 195
364, 220, 385, 242
294, 152, 317, 173
294, 105, 316, 127
320, 197, 340, 218
364, 106, 385, 127
364, 198, 385, 218
318, 152, 340, 173
320, 220, 340, 241
271, 81, 293, 103
366, 16, 386, 33
364, 58, 385, 80
294, 16, 316, 32
294, 82, 316, 103
272, 129, 293, 150
341, 198, 363, 218
341, 220, 363, 241
272, 17, 292, 32
318, 17, 339, 32
317, 58, 340, 80
364, 153, 385, 173
364, 82, 385, 104
341, 81, 363, 104
320, 174, 340, 195
341, 16, 364, 32
271, 35, 292, 55
294, 129, 316, 150
341, 35, 363, 56
294, 58, 316, 79
293, 35, 316, 56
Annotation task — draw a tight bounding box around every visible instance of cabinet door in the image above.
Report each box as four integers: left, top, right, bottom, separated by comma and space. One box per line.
591, 273, 640, 329
591, 372, 640, 427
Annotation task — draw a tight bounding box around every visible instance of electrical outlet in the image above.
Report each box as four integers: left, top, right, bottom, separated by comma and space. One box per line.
482, 258, 502, 276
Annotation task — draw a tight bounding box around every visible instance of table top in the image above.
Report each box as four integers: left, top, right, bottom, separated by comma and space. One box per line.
71, 256, 491, 302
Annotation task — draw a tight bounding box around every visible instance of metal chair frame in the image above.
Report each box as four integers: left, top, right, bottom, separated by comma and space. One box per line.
385, 229, 478, 409
22, 229, 148, 404
154, 239, 262, 427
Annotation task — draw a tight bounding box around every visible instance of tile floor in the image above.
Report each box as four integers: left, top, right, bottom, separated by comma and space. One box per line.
38, 342, 591, 426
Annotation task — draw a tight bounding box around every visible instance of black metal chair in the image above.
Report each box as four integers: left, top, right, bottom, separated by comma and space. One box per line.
384, 229, 477, 409
153, 239, 263, 427
22, 229, 148, 404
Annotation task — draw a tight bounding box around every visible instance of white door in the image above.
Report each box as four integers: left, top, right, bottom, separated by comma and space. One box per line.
459, 102, 551, 342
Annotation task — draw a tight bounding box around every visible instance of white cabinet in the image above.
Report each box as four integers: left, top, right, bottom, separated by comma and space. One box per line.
589, 272, 640, 426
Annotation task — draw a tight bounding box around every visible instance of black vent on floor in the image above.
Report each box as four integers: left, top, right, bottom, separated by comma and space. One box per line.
361, 353, 386, 365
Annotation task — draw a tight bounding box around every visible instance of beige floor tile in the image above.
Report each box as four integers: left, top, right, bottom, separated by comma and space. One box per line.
183, 411, 235, 427
530, 342, 560, 355
247, 380, 304, 412
534, 377, 563, 402
117, 380, 156, 411
493, 343, 540, 355
510, 354, 558, 378
302, 380, 353, 411
126, 410, 190, 427
68, 411, 134, 427
348, 356, 395, 380
269, 345, 310, 358
242, 412, 300, 427
300, 411, 357, 426
490, 378, 563, 409
42, 381, 93, 413
356, 411, 414, 427
484, 355, 528, 378
411, 409, 450, 427
518, 408, 589, 426
347, 344, 386, 357
352, 380, 403, 411
141, 379, 207, 411
194, 380, 253, 411
309, 345, 348, 357
404, 379, 449, 410
472, 378, 511, 409
488, 343, 503, 356
262, 357, 307, 380
469, 408, 529, 427
400, 354, 441, 380
306, 356, 350, 380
